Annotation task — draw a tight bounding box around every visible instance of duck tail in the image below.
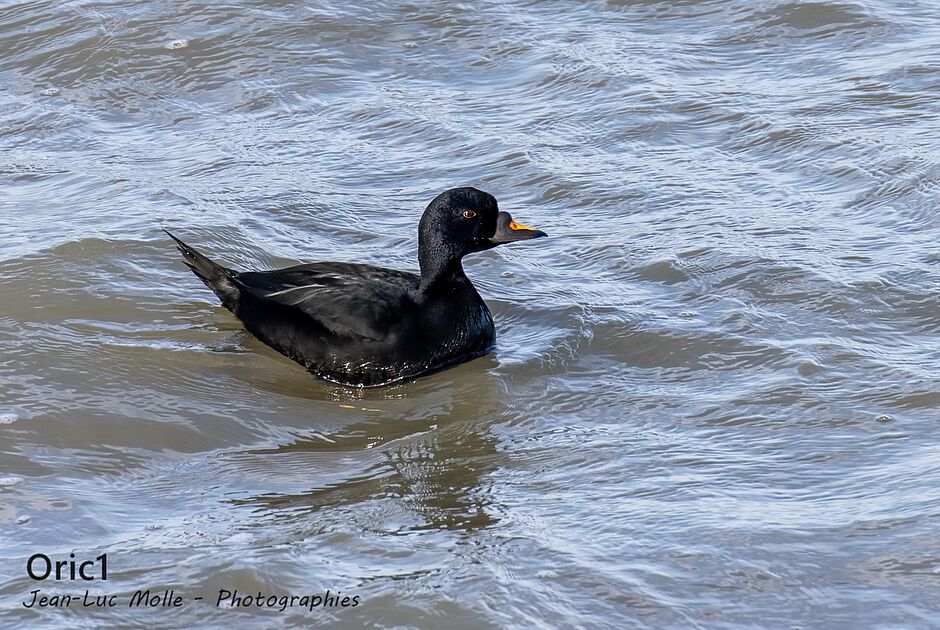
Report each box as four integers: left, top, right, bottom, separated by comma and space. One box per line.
163, 230, 240, 311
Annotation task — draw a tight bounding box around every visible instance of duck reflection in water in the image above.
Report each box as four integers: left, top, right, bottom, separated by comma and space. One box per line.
228, 368, 509, 533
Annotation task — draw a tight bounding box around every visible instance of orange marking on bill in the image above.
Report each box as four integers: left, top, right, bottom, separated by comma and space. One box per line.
509, 220, 535, 231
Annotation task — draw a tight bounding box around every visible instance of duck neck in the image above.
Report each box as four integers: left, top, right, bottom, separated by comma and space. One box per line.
419, 247, 466, 292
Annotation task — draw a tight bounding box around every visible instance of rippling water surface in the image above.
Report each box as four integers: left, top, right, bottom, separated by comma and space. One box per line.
2, 0, 940, 627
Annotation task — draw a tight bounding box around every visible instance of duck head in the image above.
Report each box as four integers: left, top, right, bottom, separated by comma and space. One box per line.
418, 187, 546, 281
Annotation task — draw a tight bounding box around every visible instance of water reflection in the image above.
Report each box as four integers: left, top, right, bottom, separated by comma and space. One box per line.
229, 367, 508, 533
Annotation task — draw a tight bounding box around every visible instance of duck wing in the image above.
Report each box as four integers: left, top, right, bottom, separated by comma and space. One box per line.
232, 262, 419, 342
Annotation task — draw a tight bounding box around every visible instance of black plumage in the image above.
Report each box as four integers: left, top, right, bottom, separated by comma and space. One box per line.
166, 187, 546, 387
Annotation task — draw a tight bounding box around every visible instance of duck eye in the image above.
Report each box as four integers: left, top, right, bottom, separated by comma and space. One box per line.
462, 209, 476, 219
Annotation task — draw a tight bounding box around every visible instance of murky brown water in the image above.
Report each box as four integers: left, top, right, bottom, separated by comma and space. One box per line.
2, 0, 940, 627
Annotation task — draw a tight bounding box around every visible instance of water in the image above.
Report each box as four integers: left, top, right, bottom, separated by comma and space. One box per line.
2, 0, 940, 627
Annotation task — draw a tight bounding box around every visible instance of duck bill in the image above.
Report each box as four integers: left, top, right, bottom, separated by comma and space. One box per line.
488, 211, 547, 244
